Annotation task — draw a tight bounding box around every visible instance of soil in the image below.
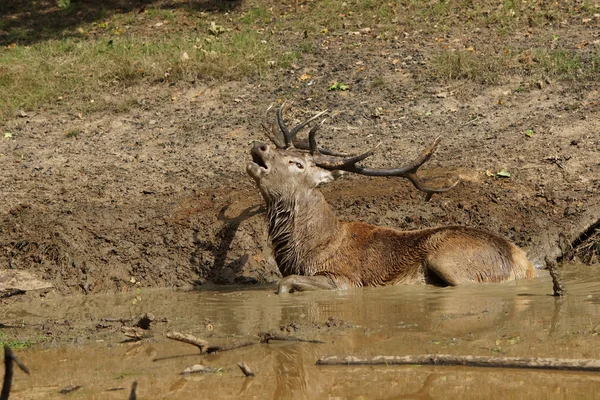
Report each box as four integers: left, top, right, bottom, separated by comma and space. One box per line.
1, 2, 599, 302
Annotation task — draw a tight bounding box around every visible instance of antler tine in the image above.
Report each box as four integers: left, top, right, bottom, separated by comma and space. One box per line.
274, 105, 350, 156
289, 109, 328, 140
308, 121, 322, 155
293, 140, 352, 156
278, 104, 329, 149
313, 142, 382, 167
314, 136, 460, 201
309, 118, 381, 163
277, 102, 293, 148
261, 105, 285, 148
282, 118, 351, 157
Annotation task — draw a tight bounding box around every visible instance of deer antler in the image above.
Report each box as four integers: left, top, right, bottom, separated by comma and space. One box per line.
277, 103, 328, 148
261, 104, 349, 157
308, 123, 459, 201
261, 105, 285, 148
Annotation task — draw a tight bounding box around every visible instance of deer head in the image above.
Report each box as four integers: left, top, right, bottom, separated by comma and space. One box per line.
247, 104, 459, 202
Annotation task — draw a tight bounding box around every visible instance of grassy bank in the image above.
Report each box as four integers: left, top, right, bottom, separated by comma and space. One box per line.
1, 0, 598, 121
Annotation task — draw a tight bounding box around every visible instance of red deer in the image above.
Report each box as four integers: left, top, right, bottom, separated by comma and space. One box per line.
246, 105, 535, 294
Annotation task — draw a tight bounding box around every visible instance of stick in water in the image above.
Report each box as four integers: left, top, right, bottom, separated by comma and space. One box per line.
166, 331, 209, 353
1, 346, 30, 400
129, 381, 138, 400
237, 362, 255, 377
206, 341, 257, 354
316, 354, 600, 372
258, 332, 324, 344
545, 257, 566, 296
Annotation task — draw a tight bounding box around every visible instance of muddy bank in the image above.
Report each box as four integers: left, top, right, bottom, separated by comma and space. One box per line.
1, 81, 599, 296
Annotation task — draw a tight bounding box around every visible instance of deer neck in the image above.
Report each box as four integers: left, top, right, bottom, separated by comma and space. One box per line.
264, 188, 341, 277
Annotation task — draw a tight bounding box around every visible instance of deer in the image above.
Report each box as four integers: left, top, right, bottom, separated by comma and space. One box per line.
246, 105, 535, 294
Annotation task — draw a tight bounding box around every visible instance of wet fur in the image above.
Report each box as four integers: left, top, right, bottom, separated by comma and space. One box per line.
264, 183, 533, 288
248, 143, 534, 290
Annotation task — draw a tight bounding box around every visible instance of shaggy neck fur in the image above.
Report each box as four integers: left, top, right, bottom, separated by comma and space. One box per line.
263, 188, 341, 277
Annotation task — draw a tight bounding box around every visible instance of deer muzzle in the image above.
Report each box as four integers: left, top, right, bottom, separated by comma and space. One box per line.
247, 142, 270, 179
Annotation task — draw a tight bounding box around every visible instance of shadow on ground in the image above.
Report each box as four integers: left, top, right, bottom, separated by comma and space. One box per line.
0, 0, 241, 46
192, 204, 264, 285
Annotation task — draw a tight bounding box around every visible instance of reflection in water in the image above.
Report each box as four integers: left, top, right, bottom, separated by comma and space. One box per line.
273, 346, 311, 400
2, 264, 600, 399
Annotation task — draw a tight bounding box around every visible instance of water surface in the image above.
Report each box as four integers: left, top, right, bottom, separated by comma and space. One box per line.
3, 264, 600, 399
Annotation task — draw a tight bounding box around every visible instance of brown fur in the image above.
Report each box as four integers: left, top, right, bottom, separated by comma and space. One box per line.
247, 142, 534, 293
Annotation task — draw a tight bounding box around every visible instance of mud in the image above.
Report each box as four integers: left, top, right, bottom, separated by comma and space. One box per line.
1, 77, 599, 295
1, 263, 599, 399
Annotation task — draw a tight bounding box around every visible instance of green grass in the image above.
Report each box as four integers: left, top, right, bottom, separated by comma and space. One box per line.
431, 50, 507, 84
240, 6, 271, 25
536, 50, 600, 80
431, 47, 600, 84
0, 28, 278, 121
146, 8, 177, 23
0, 332, 35, 349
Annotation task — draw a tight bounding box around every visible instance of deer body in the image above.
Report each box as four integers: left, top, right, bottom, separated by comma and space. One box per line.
248, 106, 534, 293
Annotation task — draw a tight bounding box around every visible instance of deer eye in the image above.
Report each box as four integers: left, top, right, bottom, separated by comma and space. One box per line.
289, 160, 304, 169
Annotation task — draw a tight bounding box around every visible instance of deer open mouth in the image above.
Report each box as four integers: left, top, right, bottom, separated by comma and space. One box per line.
251, 152, 268, 170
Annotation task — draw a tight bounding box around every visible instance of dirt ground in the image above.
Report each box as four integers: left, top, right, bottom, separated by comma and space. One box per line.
1, 1, 599, 303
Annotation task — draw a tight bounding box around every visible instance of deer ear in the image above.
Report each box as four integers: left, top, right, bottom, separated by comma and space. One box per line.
314, 169, 345, 186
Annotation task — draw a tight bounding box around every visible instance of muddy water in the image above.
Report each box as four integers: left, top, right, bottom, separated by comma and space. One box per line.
3, 264, 600, 399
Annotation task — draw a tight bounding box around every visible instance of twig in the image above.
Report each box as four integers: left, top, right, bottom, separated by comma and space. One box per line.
101, 317, 133, 323
460, 115, 481, 126
59, 385, 82, 394
258, 332, 324, 344
161, 330, 322, 362
206, 341, 257, 354
237, 362, 255, 377
316, 354, 600, 371
166, 331, 258, 354
165, 331, 209, 352
0, 289, 26, 299
129, 381, 138, 400
2, 346, 30, 400
545, 257, 566, 296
